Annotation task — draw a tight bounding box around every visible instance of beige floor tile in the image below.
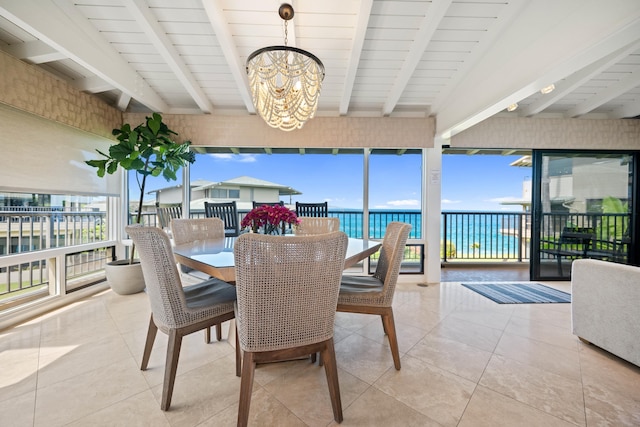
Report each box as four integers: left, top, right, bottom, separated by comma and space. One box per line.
504, 315, 579, 350
263, 360, 369, 427
408, 334, 492, 382
392, 305, 444, 332
356, 317, 428, 354
446, 307, 513, 331
37, 332, 133, 388
337, 386, 442, 426
139, 332, 236, 388
33, 357, 149, 427
65, 390, 170, 427
334, 333, 397, 384
374, 355, 475, 427
510, 302, 572, 330
428, 316, 503, 352
458, 386, 577, 427
154, 357, 241, 426
479, 355, 585, 426
494, 332, 581, 381
206, 387, 306, 427
0, 390, 35, 427
579, 343, 640, 400
334, 311, 378, 333
0, 345, 39, 402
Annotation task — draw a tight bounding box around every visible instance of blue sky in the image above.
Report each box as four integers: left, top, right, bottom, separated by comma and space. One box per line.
137, 152, 531, 211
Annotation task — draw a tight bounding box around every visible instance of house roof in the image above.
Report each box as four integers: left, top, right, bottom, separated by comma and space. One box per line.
153, 176, 302, 196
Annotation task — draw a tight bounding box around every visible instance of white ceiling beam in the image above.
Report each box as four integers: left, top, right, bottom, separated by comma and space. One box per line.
116, 93, 131, 112
437, 0, 640, 139
124, 0, 213, 114
3, 39, 66, 63
339, 0, 373, 116
610, 98, 640, 119
382, 0, 452, 116
521, 40, 640, 116
73, 75, 114, 93
202, 0, 255, 114
566, 68, 640, 117
0, 0, 168, 112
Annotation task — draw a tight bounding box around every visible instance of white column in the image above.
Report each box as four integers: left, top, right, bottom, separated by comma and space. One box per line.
424, 139, 444, 284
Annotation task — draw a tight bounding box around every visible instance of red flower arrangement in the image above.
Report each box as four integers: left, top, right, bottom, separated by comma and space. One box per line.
241, 204, 300, 235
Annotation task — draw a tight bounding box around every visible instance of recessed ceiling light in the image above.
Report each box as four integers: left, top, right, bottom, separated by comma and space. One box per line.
507, 103, 518, 112
540, 84, 555, 94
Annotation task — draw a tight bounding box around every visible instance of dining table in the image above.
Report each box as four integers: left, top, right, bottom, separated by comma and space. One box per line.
173, 235, 382, 283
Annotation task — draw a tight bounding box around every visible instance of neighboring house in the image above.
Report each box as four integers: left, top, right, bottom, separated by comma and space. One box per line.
148, 176, 302, 211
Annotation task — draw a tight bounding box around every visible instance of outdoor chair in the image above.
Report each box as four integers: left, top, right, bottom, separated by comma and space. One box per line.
295, 201, 328, 217
252, 201, 284, 208
171, 217, 227, 342
294, 217, 340, 235
157, 205, 182, 230
234, 231, 348, 426
337, 221, 411, 370
125, 225, 239, 411
204, 201, 240, 237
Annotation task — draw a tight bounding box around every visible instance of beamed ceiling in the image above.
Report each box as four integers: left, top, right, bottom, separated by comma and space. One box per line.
0, 0, 639, 139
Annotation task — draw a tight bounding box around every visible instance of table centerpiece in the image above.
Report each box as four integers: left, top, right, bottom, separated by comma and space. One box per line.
241, 204, 300, 235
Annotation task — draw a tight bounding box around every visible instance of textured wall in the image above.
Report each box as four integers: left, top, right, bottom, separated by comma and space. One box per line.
0, 50, 121, 139
124, 113, 436, 148
451, 116, 640, 150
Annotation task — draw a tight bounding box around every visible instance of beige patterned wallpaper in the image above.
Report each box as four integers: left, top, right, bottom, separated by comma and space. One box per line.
451, 116, 640, 150
124, 113, 436, 149
0, 50, 121, 138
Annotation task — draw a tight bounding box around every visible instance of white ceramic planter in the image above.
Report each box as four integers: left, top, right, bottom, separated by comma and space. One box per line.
105, 260, 146, 295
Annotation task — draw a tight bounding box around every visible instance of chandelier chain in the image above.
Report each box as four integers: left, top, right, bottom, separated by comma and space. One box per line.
284, 20, 288, 46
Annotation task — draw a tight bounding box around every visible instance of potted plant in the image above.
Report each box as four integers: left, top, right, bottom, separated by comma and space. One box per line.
86, 112, 195, 294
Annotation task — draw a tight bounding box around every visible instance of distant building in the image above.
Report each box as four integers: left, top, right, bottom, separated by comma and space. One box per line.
147, 176, 302, 211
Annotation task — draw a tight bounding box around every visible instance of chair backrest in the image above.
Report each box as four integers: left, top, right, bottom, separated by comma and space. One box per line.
295, 201, 328, 217
294, 217, 340, 235
157, 205, 182, 229
125, 225, 187, 330
234, 232, 348, 352
252, 201, 284, 208
170, 218, 224, 245
204, 201, 240, 237
373, 222, 412, 306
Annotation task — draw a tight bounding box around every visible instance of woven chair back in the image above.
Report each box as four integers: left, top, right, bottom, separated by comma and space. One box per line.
234, 231, 348, 352
170, 218, 225, 245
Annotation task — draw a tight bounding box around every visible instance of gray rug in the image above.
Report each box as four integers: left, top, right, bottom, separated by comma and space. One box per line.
461, 283, 571, 304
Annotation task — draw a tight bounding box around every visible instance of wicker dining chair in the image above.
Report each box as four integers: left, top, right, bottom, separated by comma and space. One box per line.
171, 217, 227, 342
295, 201, 328, 217
125, 225, 239, 411
294, 217, 340, 235
204, 201, 240, 237
252, 200, 284, 208
337, 221, 411, 370
234, 231, 348, 427
157, 205, 182, 229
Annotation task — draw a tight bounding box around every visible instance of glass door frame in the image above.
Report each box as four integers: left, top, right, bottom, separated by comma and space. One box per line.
530, 149, 639, 281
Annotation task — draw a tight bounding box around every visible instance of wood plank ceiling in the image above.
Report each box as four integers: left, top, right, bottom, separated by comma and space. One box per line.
0, 0, 639, 139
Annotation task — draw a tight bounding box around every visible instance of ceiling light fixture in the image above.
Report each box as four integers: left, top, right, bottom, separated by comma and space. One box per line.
245, 3, 325, 131
540, 84, 555, 94
507, 103, 518, 112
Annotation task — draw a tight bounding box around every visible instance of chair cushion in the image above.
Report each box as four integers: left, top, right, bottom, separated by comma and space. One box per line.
340, 275, 384, 294
183, 278, 237, 309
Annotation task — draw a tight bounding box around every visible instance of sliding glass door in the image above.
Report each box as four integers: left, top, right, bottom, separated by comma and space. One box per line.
531, 151, 635, 280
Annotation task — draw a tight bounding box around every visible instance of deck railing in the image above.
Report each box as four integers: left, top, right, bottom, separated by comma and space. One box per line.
1, 208, 631, 304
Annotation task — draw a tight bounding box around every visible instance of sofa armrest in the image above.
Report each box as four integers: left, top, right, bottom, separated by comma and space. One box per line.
571, 259, 640, 367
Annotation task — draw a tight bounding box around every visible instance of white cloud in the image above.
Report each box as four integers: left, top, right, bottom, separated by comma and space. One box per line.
208, 153, 257, 163
441, 199, 462, 204
387, 199, 420, 207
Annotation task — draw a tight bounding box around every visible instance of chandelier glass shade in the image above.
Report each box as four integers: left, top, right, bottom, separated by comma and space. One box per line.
246, 46, 324, 131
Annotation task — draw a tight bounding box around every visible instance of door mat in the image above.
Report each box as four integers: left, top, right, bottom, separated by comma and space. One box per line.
461, 283, 571, 304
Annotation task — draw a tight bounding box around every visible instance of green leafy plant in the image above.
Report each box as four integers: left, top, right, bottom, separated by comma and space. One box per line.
86, 113, 195, 263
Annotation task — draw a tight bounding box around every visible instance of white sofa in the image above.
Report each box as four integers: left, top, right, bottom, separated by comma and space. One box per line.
571, 259, 640, 367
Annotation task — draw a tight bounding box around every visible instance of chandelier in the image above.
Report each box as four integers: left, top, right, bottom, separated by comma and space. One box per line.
246, 3, 325, 131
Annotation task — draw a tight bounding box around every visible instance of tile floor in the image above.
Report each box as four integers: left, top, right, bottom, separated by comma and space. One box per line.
1, 275, 639, 426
